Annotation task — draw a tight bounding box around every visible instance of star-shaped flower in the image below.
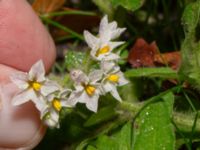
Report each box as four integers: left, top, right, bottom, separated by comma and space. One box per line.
67, 69, 103, 112
84, 15, 125, 61
100, 61, 129, 101
42, 89, 71, 128
10, 60, 59, 111
99, 15, 126, 41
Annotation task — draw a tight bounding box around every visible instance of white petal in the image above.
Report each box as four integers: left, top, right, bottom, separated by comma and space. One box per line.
118, 72, 129, 86
85, 94, 99, 112
99, 15, 108, 36
90, 48, 99, 60
44, 118, 58, 128
46, 94, 54, 102
75, 84, 84, 91
77, 91, 89, 103
111, 65, 120, 73
100, 61, 116, 72
110, 87, 122, 101
10, 71, 29, 89
28, 60, 45, 82
111, 28, 126, 39
100, 33, 111, 46
39, 104, 49, 118
44, 112, 59, 128
12, 89, 37, 106
84, 30, 99, 49
59, 89, 72, 98
70, 69, 88, 84
51, 110, 59, 122
41, 81, 59, 96
61, 100, 70, 107
102, 82, 113, 93
89, 70, 103, 83
67, 91, 80, 106
34, 96, 48, 112
108, 21, 117, 30
103, 53, 120, 61
97, 85, 105, 95
109, 41, 125, 50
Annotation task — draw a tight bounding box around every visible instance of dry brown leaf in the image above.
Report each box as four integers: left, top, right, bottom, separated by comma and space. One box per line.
128, 38, 159, 68
128, 38, 181, 70
32, 0, 65, 15
154, 52, 181, 70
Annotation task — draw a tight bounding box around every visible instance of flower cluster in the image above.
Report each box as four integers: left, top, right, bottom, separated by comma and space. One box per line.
10, 15, 128, 128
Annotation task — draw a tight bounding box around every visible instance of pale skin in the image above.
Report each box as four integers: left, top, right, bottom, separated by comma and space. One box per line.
0, 0, 56, 149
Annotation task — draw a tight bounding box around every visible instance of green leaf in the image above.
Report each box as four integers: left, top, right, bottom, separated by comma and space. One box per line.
86, 145, 97, 150
119, 81, 139, 102
179, 0, 200, 90
182, 1, 200, 35
84, 106, 117, 127
113, 122, 132, 150
89, 122, 132, 150
92, 0, 114, 18
111, 0, 144, 11
125, 67, 178, 79
95, 135, 119, 150
133, 92, 175, 150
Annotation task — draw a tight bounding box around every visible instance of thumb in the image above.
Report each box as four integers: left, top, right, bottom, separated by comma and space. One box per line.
0, 0, 57, 149
0, 64, 46, 150
0, 0, 56, 71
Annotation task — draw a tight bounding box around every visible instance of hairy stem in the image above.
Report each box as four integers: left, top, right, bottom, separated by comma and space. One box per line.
119, 101, 200, 133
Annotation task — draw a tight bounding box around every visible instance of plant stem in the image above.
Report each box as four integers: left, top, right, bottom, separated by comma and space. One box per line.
41, 17, 84, 40
41, 10, 96, 18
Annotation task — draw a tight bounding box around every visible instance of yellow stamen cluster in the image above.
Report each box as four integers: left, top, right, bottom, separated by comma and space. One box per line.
96, 45, 110, 57
29, 81, 42, 91
107, 74, 119, 83
84, 85, 96, 96
52, 99, 62, 112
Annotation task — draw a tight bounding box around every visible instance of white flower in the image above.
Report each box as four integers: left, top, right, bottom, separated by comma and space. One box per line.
42, 89, 71, 128
100, 61, 128, 101
67, 69, 103, 112
84, 15, 125, 61
10, 60, 59, 111
99, 15, 126, 41
42, 109, 59, 128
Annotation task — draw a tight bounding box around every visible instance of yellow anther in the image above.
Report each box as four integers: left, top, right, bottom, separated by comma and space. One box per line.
29, 81, 41, 91
107, 74, 119, 83
85, 85, 96, 96
96, 45, 110, 57
52, 99, 62, 112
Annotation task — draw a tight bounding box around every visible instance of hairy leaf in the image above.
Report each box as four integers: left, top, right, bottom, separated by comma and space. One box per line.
111, 0, 144, 11
86, 122, 132, 150
133, 92, 175, 150
179, 0, 200, 90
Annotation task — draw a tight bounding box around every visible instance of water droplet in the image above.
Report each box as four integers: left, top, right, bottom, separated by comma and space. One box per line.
141, 119, 145, 124
162, 147, 166, 150
150, 126, 154, 131
145, 112, 149, 116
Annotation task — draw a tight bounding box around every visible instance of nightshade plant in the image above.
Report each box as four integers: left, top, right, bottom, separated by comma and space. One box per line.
10, 1, 200, 148
10, 15, 128, 128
